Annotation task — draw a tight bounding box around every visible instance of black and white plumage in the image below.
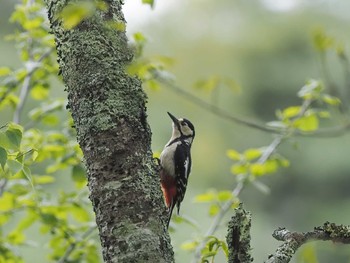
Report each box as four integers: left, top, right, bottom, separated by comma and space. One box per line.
160, 112, 195, 228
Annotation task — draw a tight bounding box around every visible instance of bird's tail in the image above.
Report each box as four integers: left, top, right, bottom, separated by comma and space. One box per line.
166, 201, 176, 228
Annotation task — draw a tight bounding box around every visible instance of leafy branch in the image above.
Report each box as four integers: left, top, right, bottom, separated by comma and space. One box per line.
191, 80, 335, 262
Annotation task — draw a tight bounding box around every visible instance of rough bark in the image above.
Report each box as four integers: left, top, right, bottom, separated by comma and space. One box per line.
226, 203, 253, 263
44, 0, 174, 262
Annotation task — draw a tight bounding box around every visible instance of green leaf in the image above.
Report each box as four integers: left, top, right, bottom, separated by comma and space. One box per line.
318, 111, 330, 118
0, 192, 16, 212
86, 243, 100, 263
194, 75, 220, 92
41, 114, 59, 126
72, 164, 86, 189
146, 79, 161, 91
106, 20, 126, 32
250, 160, 278, 176
7, 160, 23, 176
276, 157, 290, 167
5, 128, 22, 150
30, 84, 49, 100
70, 203, 90, 222
0, 147, 7, 169
0, 67, 11, 76
15, 211, 38, 232
201, 250, 217, 259
22, 165, 34, 189
31, 150, 39, 162
180, 240, 198, 251
34, 175, 55, 184
230, 164, 248, 175
23, 17, 44, 30
142, 0, 154, 8
294, 114, 319, 132
322, 94, 341, 106
7, 231, 25, 245
208, 240, 218, 252
265, 159, 278, 174
0, 214, 10, 224
194, 191, 216, 203
313, 29, 334, 52
226, 149, 241, 161
208, 204, 220, 216
299, 243, 318, 263
249, 163, 266, 176
134, 32, 146, 43
40, 212, 59, 226
244, 148, 262, 160
58, 2, 96, 30
282, 106, 301, 119
217, 191, 233, 202
220, 241, 229, 258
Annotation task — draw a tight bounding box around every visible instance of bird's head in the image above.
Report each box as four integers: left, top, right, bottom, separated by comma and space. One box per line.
167, 112, 195, 141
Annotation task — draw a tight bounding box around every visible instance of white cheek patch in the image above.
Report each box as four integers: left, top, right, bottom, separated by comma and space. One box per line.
181, 126, 192, 136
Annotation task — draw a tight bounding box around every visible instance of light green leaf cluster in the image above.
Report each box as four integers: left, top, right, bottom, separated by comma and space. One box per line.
201, 236, 228, 262
58, 0, 108, 30
181, 236, 228, 263
313, 29, 334, 52
194, 189, 239, 217
227, 148, 289, 179
268, 79, 341, 133
128, 33, 175, 91
0, 0, 101, 262
312, 28, 345, 56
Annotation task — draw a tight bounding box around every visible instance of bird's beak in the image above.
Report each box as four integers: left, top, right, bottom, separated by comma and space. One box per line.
167, 112, 179, 125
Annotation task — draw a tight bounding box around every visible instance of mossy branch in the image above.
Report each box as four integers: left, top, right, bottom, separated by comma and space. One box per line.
265, 222, 350, 263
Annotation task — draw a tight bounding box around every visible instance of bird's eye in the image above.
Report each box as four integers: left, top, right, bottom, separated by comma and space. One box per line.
181, 122, 187, 126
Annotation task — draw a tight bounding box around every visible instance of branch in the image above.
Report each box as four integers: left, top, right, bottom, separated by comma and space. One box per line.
13, 49, 53, 124
226, 203, 253, 263
155, 71, 350, 138
154, 71, 279, 134
265, 222, 350, 263
0, 179, 8, 197
57, 226, 97, 263
192, 98, 315, 262
192, 135, 283, 263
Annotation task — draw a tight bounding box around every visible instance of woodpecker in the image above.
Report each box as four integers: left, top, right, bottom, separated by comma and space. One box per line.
160, 112, 195, 228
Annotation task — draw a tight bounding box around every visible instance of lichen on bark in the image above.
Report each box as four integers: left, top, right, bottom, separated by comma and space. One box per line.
44, 0, 174, 262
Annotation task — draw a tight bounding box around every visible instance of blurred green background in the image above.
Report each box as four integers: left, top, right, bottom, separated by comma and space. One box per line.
2, 0, 350, 262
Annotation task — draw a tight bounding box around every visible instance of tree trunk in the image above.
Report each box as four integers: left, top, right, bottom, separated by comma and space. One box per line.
44, 1, 174, 262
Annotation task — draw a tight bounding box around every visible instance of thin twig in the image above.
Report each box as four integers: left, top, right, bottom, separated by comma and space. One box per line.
155, 71, 350, 138
0, 48, 53, 106
0, 179, 8, 197
57, 226, 98, 263
154, 71, 280, 134
13, 48, 53, 124
13, 73, 32, 124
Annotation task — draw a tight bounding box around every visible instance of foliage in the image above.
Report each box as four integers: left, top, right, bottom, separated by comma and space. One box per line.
0, 0, 100, 262
2, 0, 350, 262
